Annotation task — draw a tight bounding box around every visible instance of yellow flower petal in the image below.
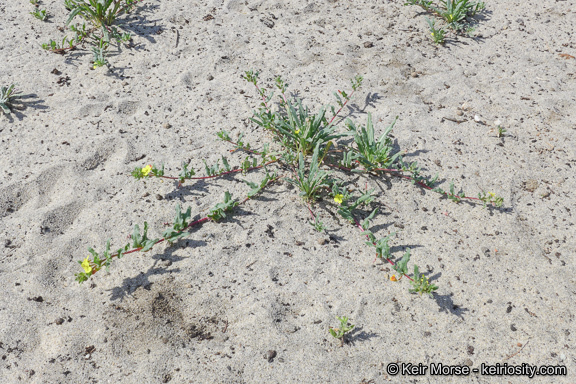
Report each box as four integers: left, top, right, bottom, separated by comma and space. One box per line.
81, 257, 92, 274
142, 164, 153, 176
390, 275, 398, 282
295, 129, 300, 135
334, 194, 343, 204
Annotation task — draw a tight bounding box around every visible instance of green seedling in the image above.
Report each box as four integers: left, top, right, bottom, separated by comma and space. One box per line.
0, 84, 21, 115
30, 0, 39, 4
41, 36, 79, 52
92, 38, 108, 68
497, 125, 506, 138
427, 17, 446, 44
329, 316, 355, 347
309, 213, 326, 232
30, 9, 48, 21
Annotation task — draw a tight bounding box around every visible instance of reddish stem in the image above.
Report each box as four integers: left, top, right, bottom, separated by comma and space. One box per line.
221, 138, 267, 156
86, 177, 278, 276
254, 84, 271, 112
327, 89, 357, 126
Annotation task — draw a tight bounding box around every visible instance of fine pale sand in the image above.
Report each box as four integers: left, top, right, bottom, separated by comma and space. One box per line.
1, 0, 575, 383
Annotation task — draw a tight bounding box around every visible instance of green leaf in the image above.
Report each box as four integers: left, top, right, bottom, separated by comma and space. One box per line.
361, 208, 378, 230
392, 248, 411, 276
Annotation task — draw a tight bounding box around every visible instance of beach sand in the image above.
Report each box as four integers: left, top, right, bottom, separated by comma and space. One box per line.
1, 0, 575, 382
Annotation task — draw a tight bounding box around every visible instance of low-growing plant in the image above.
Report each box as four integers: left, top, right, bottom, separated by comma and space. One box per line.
405, 0, 486, 42
41, 36, 81, 52
42, 0, 142, 66
0, 84, 21, 115
286, 145, 332, 202
426, 17, 446, 44
309, 213, 327, 233
30, 9, 48, 21
92, 38, 109, 68
74, 71, 504, 304
329, 316, 355, 347
66, 0, 139, 28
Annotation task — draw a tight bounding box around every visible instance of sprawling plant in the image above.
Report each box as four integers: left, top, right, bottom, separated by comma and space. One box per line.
75, 71, 504, 300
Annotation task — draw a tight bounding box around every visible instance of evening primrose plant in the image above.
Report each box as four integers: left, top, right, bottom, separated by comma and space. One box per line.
75, 71, 504, 299
329, 316, 355, 347
41, 0, 140, 66
0, 84, 21, 115
405, 0, 486, 42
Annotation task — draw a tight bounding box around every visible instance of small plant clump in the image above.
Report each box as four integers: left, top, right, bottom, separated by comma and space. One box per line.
74, 71, 504, 301
30, 0, 49, 21
329, 316, 355, 347
0, 84, 21, 115
404, 0, 486, 44
42, 0, 140, 66
30, 8, 49, 21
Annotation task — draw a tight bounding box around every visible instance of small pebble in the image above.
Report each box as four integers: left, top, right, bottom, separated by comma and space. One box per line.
156, 194, 163, 200
411, 71, 418, 78
264, 350, 277, 362
317, 238, 327, 245
163, 123, 172, 129
559, 353, 566, 361
517, 343, 522, 347
456, 110, 463, 116
363, 41, 374, 48
55, 318, 64, 325
474, 115, 481, 122
84, 354, 91, 360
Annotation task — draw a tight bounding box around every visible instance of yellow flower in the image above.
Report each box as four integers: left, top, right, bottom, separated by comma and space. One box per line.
81, 257, 92, 274
431, 32, 435, 36
141, 164, 153, 176
390, 275, 398, 282
295, 129, 300, 135
488, 192, 496, 198
334, 194, 343, 204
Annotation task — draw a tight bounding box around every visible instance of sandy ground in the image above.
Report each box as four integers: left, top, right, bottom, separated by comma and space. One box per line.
1, 0, 576, 383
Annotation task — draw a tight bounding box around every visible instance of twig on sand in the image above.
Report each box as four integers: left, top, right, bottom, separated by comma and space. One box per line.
504, 340, 529, 361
